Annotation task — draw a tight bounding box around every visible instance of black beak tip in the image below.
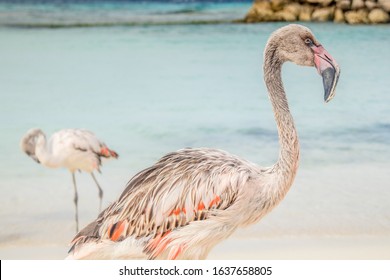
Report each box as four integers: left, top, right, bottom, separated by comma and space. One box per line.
322, 67, 336, 102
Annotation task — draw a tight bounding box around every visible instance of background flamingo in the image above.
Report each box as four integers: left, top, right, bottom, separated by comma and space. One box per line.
67, 24, 340, 260
20, 128, 119, 232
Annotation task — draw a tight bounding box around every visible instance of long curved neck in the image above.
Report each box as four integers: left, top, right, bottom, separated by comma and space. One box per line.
35, 136, 62, 169
263, 44, 300, 191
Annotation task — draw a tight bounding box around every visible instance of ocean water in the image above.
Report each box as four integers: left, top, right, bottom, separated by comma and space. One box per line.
0, 0, 252, 26
0, 0, 389, 259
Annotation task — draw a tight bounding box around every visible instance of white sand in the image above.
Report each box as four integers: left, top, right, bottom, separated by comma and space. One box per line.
1, 235, 389, 260
208, 235, 390, 259
1, 164, 389, 260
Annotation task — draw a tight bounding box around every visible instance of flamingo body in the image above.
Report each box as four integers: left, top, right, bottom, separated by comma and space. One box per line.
20, 128, 118, 232
68, 148, 275, 259
67, 24, 340, 259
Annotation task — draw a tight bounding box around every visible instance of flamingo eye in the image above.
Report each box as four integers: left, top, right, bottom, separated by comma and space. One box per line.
305, 38, 313, 45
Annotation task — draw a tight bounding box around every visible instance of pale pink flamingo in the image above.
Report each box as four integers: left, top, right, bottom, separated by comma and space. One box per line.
20, 128, 119, 232
67, 24, 340, 260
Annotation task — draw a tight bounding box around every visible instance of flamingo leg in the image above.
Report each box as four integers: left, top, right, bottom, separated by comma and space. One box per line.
72, 172, 79, 233
91, 172, 103, 212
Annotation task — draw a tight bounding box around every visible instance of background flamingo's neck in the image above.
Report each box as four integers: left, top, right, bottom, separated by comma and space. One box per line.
35, 137, 62, 169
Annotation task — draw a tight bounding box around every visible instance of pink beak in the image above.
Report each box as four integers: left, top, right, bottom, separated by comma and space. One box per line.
312, 45, 340, 103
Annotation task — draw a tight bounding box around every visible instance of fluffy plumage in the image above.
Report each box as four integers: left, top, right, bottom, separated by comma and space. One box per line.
67, 24, 340, 260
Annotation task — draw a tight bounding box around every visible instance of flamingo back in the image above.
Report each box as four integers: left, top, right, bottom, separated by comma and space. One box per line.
68, 148, 260, 259
49, 129, 118, 172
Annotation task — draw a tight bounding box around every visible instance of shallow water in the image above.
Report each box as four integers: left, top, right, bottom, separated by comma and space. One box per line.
0, 0, 389, 259
0, 0, 252, 26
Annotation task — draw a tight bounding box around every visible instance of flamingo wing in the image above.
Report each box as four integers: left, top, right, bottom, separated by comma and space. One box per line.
51, 129, 101, 154
69, 148, 255, 259
68, 129, 118, 158
49, 129, 117, 169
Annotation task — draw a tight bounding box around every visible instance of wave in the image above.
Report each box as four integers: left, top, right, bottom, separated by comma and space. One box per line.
0, 0, 250, 28
150, 3, 210, 15
0, 19, 240, 29
323, 122, 390, 145
153, 8, 205, 15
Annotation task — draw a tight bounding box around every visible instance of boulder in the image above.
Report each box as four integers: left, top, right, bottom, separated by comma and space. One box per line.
270, 0, 289, 11
244, 1, 275, 22
345, 8, 369, 23
284, 3, 302, 17
334, 8, 346, 22
275, 10, 297, 21
351, 0, 365, 9
368, 8, 390, 23
306, 0, 334, 6
312, 7, 335, 21
299, 4, 314, 21
378, 0, 390, 12
336, 0, 351, 10
365, 0, 379, 10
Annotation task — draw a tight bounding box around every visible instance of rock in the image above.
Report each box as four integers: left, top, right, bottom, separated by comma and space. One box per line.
275, 10, 297, 21
322, 0, 335, 7
244, 4, 256, 22
378, 0, 390, 12
284, 3, 302, 17
307, 0, 334, 6
244, 13, 257, 23
345, 8, 369, 23
243, 0, 390, 24
334, 8, 345, 22
336, 0, 351, 10
244, 1, 274, 22
299, 5, 314, 21
368, 8, 390, 23
351, 0, 365, 9
365, 0, 378, 10
312, 7, 335, 21
270, 0, 288, 11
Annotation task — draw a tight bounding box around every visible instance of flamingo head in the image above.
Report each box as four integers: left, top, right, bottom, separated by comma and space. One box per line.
266, 24, 340, 103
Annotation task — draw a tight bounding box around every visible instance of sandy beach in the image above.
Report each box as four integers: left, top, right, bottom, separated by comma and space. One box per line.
1, 161, 389, 260
1, 235, 389, 260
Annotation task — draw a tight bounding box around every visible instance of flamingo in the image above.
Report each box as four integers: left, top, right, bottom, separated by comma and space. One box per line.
66, 24, 340, 260
20, 128, 119, 232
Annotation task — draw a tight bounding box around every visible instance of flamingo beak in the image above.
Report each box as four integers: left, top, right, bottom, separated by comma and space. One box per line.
313, 45, 340, 103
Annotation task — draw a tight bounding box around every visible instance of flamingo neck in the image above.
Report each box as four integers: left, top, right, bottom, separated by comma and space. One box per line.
263, 46, 300, 192
35, 137, 62, 169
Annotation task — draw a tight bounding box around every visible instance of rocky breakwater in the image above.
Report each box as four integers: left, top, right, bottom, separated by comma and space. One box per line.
244, 0, 390, 24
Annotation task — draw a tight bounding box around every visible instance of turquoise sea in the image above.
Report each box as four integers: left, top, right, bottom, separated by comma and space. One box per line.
0, 0, 389, 259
